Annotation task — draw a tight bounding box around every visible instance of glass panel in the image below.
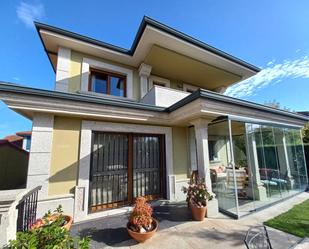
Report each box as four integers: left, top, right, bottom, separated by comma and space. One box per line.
208, 120, 238, 217
293, 130, 308, 190
258, 125, 282, 203
91, 74, 107, 94
246, 124, 269, 211
231, 121, 255, 216
110, 76, 125, 97
272, 127, 290, 198
285, 128, 302, 192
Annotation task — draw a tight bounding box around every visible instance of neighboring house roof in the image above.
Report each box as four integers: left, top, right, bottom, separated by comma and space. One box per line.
3, 134, 23, 142
0, 82, 308, 123
35, 16, 260, 81
0, 139, 29, 155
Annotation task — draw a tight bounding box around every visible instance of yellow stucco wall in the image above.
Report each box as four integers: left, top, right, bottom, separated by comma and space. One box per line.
172, 127, 189, 180
68, 51, 140, 99
69, 51, 83, 92
49, 117, 81, 196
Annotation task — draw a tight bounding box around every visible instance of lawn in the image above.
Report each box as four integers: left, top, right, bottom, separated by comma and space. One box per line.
264, 199, 309, 238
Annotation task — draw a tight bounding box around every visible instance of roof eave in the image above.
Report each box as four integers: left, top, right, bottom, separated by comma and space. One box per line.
167, 88, 309, 122
34, 16, 261, 74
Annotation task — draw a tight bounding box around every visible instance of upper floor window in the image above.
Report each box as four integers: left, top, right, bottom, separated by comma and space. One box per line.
149, 75, 170, 89
153, 81, 166, 87
88, 69, 126, 97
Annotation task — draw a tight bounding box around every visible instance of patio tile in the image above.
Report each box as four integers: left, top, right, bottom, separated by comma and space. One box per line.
71, 192, 309, 249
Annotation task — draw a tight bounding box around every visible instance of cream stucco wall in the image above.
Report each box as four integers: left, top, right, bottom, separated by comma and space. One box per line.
49, 116, 81, 196
172, 127, 189, 180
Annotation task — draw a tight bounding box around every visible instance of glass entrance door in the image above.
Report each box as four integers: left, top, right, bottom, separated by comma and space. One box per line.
208, 120, 239, 217
230, 121, 256, 216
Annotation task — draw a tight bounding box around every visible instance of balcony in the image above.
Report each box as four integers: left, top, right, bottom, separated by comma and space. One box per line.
140, 85, 190, 107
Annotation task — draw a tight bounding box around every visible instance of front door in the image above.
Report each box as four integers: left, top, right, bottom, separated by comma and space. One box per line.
89, 132, 165, 213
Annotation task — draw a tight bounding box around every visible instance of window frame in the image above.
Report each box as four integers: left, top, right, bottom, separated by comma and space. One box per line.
208, 140, 220, 162
88, 68, 127, 97
183, 83, 198, 93
149, 75, 171, 89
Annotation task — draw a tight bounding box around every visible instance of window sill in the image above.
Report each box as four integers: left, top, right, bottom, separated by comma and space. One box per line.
210, 160, 221, 164
78, 90, 136, 102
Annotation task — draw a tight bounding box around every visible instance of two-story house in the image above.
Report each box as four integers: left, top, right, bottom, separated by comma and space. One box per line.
0, 17, 308, 221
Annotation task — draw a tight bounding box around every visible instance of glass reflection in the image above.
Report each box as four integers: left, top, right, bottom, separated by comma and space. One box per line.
208, 118, 308, 218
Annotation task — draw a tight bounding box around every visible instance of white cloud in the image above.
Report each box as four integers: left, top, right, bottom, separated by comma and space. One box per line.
13, 76, 20, 81
16, 1, 45, 28
225, 56, 309, 98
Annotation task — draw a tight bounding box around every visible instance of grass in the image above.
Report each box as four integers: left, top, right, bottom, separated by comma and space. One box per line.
264, 199, 309, 238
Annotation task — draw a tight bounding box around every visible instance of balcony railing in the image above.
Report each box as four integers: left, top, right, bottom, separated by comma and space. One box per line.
141, 85, 190, 107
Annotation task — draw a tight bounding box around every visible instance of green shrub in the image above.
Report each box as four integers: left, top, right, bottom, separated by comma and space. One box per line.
9, 205, 90, 249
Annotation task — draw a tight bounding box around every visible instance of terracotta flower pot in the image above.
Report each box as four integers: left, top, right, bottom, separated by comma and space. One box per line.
127, 219, 158, 243
190, 203, 207, 221
31, 215, 73, 231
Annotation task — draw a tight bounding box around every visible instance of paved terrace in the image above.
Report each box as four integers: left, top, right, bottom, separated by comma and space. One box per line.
71, 192, 309, 249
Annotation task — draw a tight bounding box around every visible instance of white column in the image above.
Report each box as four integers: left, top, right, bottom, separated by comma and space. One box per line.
191, 118, 219, 217
190, 118, 212, 190
138, 63, 152, 99
55, 47, 71, 92
27, 113, 54, 199
282, 133, 294, 188
247, 132, 267, 200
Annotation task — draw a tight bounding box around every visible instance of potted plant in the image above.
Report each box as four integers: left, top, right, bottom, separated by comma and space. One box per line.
182, 172, 214, 221
127, 197, 158, 243
9, 206, 90, 249
30, 205, 73, 231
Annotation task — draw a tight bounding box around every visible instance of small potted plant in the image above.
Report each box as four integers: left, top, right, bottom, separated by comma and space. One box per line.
30, 205, 73, 231
127, 197, 158, 243
182, 172, 214, 221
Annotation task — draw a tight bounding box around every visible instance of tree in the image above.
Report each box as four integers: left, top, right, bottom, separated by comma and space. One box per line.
302, 122, 309, 144
264, 99, 292, 111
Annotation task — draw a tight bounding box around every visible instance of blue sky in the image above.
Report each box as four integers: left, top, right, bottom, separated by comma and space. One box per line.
0, 0, 309, 137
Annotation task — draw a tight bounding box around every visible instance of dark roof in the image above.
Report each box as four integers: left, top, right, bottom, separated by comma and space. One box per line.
35, 16, 260, 73
167, 88, 309, 121
16, 131, 32, 136
0, 82, 308, 122
298, 111, 309, 116
0, 82, 166, 112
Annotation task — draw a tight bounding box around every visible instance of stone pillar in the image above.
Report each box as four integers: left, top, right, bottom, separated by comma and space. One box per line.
138, 63, 152, 99
27, 113, 54, 199
188, 126, 198, 171
246, 131, 267, 201
191, 118, 212, 189
191, 118, 219, 217
55, 47, 71, 92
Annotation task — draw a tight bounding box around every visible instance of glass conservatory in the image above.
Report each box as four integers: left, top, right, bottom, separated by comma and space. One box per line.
208, 117, 308, 218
